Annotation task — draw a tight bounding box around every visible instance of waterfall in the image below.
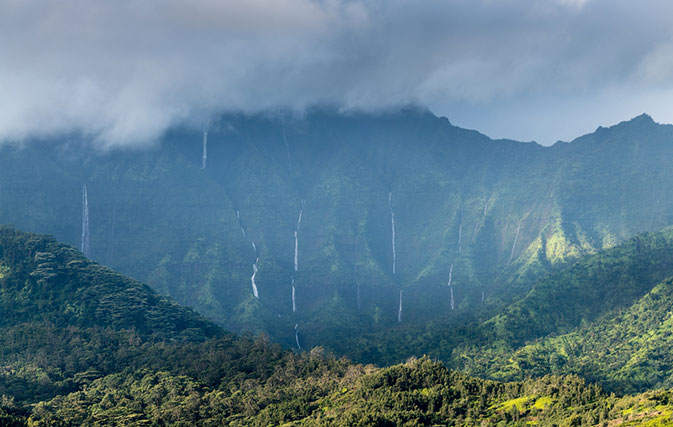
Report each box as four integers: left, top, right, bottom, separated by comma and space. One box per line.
458, 222, 463, 253
293, 231, 299, 272
294, 324, 301, 350
448, 264, 454, 310
81, 184, 90, 257
201, 127, 208, 170
283, 128, 293, 170
397, 289, 403, 323
297, 199, 304, 229
291, 200, 304, 309
481, 289, 485, 304
294, 199, 306, 272
483, 201, 488, 217
251, 242, 257, 256
292, 276, 297, 313
389, 192, 396, 275
293, 200, 304, 273
236, 210, 247, 238
508, 220, 522, 265
447, 263, 454, 287
251, 258, 260, 298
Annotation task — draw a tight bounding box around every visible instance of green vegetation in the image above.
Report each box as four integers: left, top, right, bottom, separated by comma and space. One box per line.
4, 227, 673, 424
2, 110, 673, 362
6, 110, 673, 423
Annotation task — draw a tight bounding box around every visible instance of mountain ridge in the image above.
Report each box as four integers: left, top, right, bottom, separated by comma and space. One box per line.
2, 108, 673, 361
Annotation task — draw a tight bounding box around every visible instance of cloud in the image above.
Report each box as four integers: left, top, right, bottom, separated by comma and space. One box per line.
2, 0, 673, 146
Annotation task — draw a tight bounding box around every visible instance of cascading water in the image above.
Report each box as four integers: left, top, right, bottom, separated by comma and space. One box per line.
251, 258, 260, 299
291, 276, 297, 313
294, 324, 301, 350
458, 223, 463, 253
283, 128, 293, 171
201, 127, 208, 170
297, 199, 304, 229
292, 200, 304, 309
293, 201, 304, 272
447, 263, 454, 310
237, 209, 259, 298
481, 289, 485, 304
236, 210, 247, 238
397, 289, 403, 323
508, 220, 522, 265
293, 231, 299, 272
389, 192, 396, 275
447, 263, 454, 287
81, 184, 90, 257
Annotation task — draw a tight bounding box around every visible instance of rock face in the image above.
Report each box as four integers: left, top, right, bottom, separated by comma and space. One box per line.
0, 108, 670, 354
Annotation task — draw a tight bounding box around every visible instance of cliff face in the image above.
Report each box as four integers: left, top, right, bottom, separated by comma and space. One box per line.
1, 108, 671, 357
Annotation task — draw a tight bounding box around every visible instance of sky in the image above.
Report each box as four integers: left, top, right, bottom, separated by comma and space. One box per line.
2, 0, 673, 147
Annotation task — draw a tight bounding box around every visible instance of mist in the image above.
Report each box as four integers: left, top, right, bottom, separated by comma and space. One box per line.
3, 0, 673, 146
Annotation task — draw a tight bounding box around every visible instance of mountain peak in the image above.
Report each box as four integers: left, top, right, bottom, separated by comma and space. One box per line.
629, 113, 655, 123
593, 113, 656, 135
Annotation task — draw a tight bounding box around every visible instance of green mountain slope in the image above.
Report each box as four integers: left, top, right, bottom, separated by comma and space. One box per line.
2, 228, 673, 425
337, 227, 673, 366
3, 108, 673, 361
0, 227, 288, 404
464, 276, 673, 394
0, 226, 219, 338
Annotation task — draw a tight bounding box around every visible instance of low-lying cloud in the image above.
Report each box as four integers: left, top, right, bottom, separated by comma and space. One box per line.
2, 0, 673, 146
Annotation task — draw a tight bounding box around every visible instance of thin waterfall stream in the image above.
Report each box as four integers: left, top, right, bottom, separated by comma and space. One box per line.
81, 184, 90, 258
201, 127, 208, 170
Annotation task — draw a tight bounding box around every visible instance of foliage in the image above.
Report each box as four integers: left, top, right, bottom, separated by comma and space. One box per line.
2, 110, 673, 361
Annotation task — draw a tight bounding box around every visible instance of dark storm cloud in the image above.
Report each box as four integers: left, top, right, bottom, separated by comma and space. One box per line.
2, 0, 673, 146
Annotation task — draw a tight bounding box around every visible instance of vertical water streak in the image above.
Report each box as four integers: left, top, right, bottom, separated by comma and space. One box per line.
508, 220, 522, 265
294, 201, 304, 272
389, 192, 396, 275
251, 242, 257, 256
81, 184, 90, 257
481, 289, 485, 304
458, 223, 463, 253
201, 127, 208, 170
397, 289, 403, 323
294, 230, 299, 272
483, 201, 488, 217
236, 210, 247, 238
447, 263, 454, 287
283, 127, 293, 171
251, 258, 259, 298
292, 276, 297, 313
294, 324, 301, 350
448, 263, 454, 311
297, 200, 304, 229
